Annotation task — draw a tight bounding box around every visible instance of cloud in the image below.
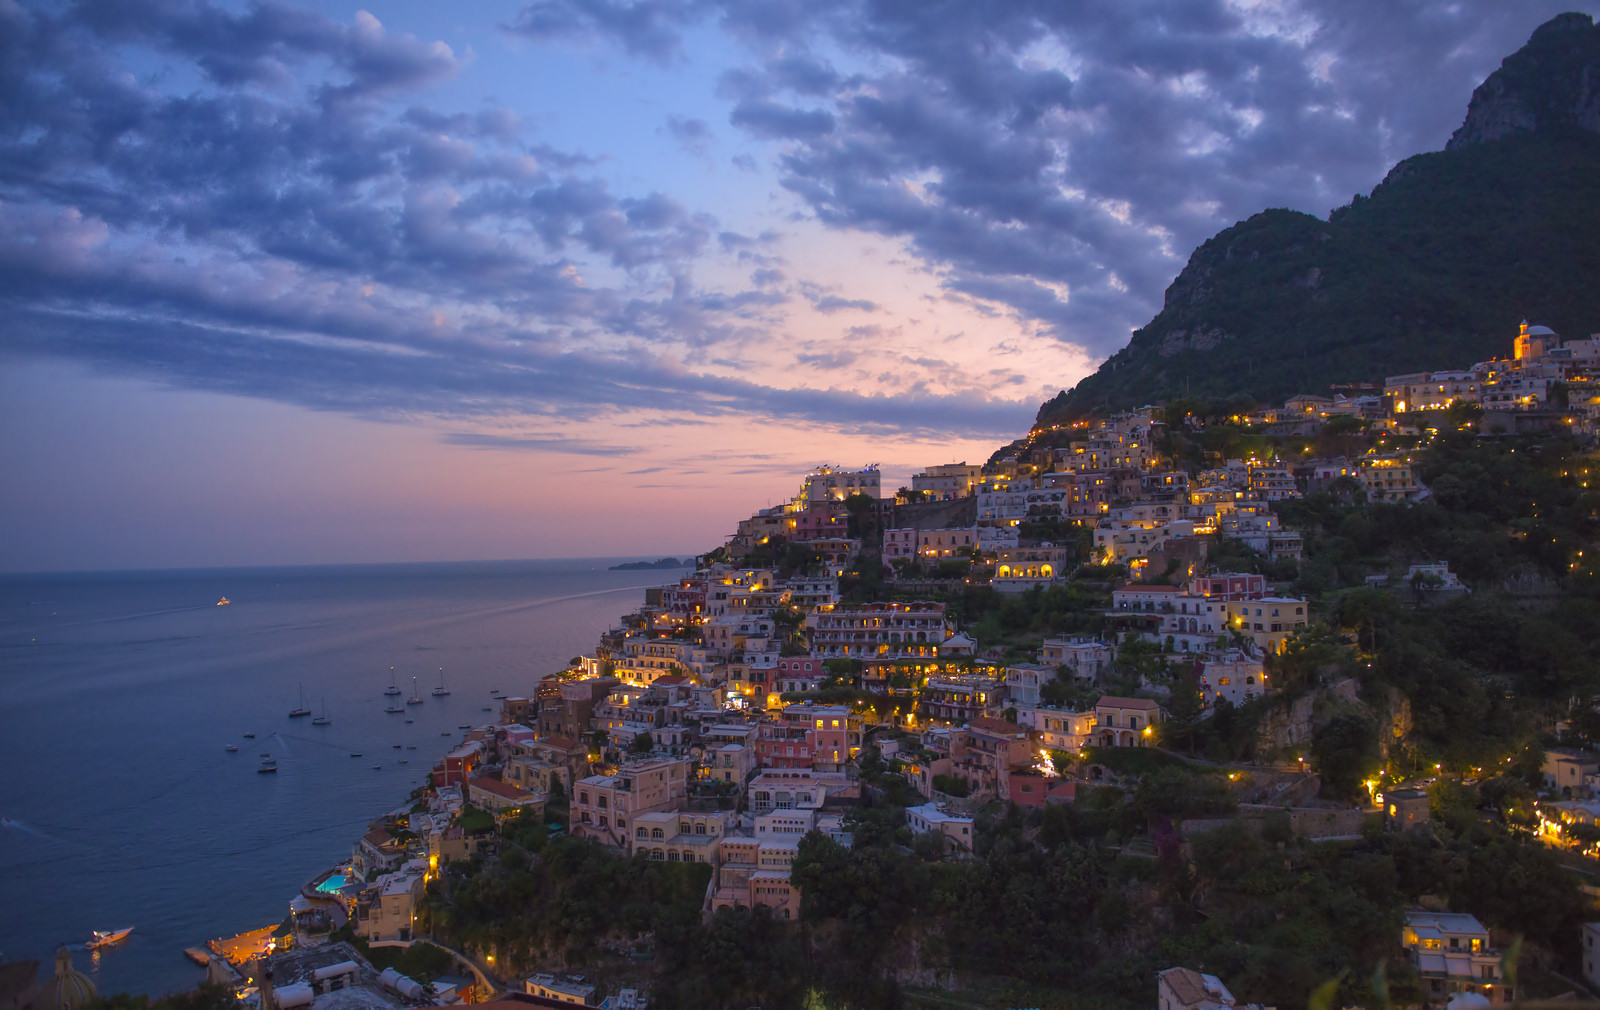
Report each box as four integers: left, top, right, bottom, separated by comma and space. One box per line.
812, 295, 877, 314
443, 433, 639, 455
510, 0, 1591, 358
662, 114, 714, 156
5, 0, 1578, 453
504, 0, 706, 64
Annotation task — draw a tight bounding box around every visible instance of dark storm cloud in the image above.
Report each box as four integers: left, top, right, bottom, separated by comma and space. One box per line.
513, 0, 1596, 357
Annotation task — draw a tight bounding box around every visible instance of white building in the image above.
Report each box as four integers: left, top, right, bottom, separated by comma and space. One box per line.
905, 803, 974, 853
802, 465, 881, 502
1403, 911, 1508, 1005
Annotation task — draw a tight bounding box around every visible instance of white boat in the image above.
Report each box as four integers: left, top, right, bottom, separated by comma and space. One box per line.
384, 667, 402, 697
257, 758, 278, 774
311, 699, 330, 726
432, 668, 450, 697
406, 677, 424, 706
225, 745, 238, 753
88, 927, 133, 949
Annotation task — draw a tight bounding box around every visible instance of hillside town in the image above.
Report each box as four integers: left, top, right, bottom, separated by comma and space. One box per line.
28, 320, 1600, 1010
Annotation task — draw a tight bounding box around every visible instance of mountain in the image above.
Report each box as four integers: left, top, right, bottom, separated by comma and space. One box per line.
1037, 12, 1600, 425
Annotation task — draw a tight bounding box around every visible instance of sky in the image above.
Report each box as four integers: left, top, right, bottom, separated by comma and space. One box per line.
0, 0, 1594, 571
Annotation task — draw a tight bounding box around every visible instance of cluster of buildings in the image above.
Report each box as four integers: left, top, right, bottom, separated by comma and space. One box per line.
229, 324, 1600, 1009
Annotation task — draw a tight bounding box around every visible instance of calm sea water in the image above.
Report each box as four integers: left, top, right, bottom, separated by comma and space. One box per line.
0, 559, 674, 997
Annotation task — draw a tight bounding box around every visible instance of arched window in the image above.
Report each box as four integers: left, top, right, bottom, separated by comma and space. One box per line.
636, 827, 647, 839
651, 828, 664, 840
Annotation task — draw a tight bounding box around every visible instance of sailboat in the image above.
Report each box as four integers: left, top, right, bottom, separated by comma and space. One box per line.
406, 677, 424, 706
384, 667, 402, 696
288, 683, 311, 718
432, 667, 450, 697
311, 699, 331, 726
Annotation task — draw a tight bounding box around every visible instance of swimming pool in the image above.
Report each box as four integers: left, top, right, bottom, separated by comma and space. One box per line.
315, 873, 351, 893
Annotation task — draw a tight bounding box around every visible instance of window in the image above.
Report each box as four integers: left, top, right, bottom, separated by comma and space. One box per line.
652, 828, 664, 840
636, 827, 647, 839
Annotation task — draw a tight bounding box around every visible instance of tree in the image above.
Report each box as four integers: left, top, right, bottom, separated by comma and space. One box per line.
1312, 713, 1381, 801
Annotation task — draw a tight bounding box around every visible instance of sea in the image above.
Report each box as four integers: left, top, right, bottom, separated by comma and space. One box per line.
0, 558, 682, 998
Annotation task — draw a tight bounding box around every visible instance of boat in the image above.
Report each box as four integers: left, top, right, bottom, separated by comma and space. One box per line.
384, 667, 402, 697
398, 760, 408, 764
406, 745, 416, 750
384, 701, 404, 714
311, 698, 330, 726
432, 668, 450, 697
216, 597, 231, 607
225, 745, 238, 753
404, 719, 413, 724
87, 928, 133, 949
406, 677, 423, 706
481, 706, 492, 712
243, 733, 255, 739
441, 731, 451, 736
288, 682, 311, 719
350, 753, 362, 758
257, 759, 278, 774
371, 765, 382, 770
458, 724, 471, 729
392, 744, 402, 749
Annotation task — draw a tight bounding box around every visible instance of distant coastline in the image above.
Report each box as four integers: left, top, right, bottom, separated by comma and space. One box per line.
608, 557, 690, 571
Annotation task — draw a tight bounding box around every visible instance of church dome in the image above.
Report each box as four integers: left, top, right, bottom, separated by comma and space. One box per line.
47, 947, 97, 1010
1527, 324, 1557, 337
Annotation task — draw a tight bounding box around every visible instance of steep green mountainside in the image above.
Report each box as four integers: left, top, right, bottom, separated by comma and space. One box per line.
1038, 12, 1600, 425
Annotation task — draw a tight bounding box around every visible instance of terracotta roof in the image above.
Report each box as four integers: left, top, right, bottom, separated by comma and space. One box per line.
1158, 968, 1213, 1008
538, 734, 580, 753
966, 716, 1027, 737
1096, 696, 1160, 710
654, 674, 689, 685
467, 776, 536, 801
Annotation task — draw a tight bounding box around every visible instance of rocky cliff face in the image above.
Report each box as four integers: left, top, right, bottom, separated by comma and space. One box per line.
1448, 12, 1600, 149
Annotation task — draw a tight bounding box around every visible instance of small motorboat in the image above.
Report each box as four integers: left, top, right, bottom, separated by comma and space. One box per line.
216, 597, 230, 607
406, 745, 416, 750
257, 759, 278, 774
371, 765, 382, 770
225, 745, 238, 753
350, 753, 363, 758
482, 706, 492, 712
392, 744, 402, 750
458, 724, 471, 729
441, 731, 451, 736
404, 719, 413, 724
399, 760, 408, 764
243, 733, 256, 739
88, 927, 133, 949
